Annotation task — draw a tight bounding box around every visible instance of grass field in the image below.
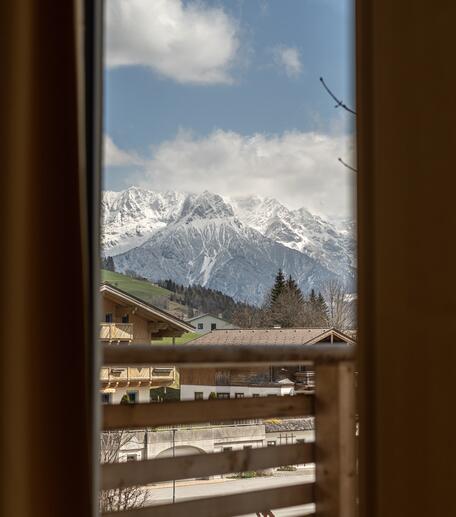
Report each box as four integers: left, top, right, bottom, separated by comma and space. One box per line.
151, 332, 200, 345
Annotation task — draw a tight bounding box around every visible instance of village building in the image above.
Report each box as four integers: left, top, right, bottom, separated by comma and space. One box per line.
99, 283, 194, 404
180, 328, 355, 401
185, 313, 238, 334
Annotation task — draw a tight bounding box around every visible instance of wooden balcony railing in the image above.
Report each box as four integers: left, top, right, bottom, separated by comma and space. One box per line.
100, 366, 175, 383
99, 322, 134, 342
101, 343, 356, 517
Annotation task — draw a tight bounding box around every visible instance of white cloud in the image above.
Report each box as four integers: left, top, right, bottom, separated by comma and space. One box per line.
104, 135, 143, 167
136, 129, 355, 218
273, 45, 302, 78
105, 0, 240, 84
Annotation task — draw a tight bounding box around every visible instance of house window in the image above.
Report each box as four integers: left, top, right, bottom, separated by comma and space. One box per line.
197, 323, 204, 330
252, 394, 260, 398
121, 313, 129, 323
105, 313, 113, 323
211, 323, 216, 330
127, 391, 138, 403
126, 454, 137, 462
235, 393, 244, 398
267, 441, 276, 446
222, 447, 232, 452
101, 393, 111, 404
217, 392, 230, 399
152, 367, 173, 377
194, 392, 204, 400
243, 445, 253, 450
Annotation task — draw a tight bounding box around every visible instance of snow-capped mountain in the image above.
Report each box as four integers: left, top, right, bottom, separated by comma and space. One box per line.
102, 187, 187, 255
102, 187, 355, 304
231, 196, 356, 283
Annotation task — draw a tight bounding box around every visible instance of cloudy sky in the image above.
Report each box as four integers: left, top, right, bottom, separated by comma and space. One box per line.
104, 0, 355, 219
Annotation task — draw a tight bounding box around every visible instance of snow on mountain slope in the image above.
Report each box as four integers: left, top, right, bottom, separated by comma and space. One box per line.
231, 196, 355, 281
112, 192, 339, 305
102, 187, 356, 303
102, 187, 187, 255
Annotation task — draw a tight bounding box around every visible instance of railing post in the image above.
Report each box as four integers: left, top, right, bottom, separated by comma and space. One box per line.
315, 361, 356, 517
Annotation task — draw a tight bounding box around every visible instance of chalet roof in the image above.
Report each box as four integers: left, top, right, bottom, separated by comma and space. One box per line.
265, 417, 315, 432
100, 283, 195, 333
187, 327, 355, 346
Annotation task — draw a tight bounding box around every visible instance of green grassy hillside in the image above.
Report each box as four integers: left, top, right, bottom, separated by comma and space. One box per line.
101, 269, 173, 302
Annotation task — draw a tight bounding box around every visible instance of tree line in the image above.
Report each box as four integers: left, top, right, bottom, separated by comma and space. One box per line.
231, 269, 355, 330
157, 279, 256, 321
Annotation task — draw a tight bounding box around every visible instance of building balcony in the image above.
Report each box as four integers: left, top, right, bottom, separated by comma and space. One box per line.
99, 322, 134, 342
100, 365, 175, 386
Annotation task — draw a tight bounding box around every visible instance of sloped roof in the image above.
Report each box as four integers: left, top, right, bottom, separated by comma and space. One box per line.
100, 283, 194, 333
187, 327, 355, 346
265, 417, 315, 432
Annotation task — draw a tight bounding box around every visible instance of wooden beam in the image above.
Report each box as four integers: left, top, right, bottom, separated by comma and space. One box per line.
315, 362, 356, 517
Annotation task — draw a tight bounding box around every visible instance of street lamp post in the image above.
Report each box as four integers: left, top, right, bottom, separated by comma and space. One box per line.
172, 428, 176, 503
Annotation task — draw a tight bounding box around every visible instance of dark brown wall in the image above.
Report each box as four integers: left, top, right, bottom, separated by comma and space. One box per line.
0, 2, 99, 516
357, 2, 456, 516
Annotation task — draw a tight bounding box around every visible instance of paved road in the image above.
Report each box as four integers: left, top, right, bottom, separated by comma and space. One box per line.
146, 471, 315, 516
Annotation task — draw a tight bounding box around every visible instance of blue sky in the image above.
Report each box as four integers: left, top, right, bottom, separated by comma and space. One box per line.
104, 0, 355, 218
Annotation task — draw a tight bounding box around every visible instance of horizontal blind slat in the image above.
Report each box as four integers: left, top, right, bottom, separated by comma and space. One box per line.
101, 482, 315, 517
102, 442, 315, 489
103, 394, 314, 429
103, 343, 355, 367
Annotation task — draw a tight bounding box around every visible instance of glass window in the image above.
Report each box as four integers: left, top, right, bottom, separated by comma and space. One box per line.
197, 323, 204, 330
194, 392, 204, 400
267, 441, 276, 447
101, 393, 111, 404
211, 323, 216, 330
105, 313, 113, 323
235, 393, 244, 398
127, 391, 138, 403
121, 314, 129, 323
252, 394, 260, 398
217, 392, 230, 399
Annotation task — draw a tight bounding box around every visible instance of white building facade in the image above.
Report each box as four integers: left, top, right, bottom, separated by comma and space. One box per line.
185, 313, 237, 334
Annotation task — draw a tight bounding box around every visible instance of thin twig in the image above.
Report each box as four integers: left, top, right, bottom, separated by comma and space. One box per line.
338, 157, 358, 173
320, 77, 356, 115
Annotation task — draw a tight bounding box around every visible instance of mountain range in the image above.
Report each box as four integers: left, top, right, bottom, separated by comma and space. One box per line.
102, 187, 355, 305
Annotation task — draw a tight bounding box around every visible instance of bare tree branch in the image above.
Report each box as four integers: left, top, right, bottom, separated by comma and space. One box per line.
99, 430, 148, 512
319, 77, 356, 115
338, 157, 358, 173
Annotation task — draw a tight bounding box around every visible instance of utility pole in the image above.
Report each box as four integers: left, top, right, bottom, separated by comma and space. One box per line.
172, 428, 176, 503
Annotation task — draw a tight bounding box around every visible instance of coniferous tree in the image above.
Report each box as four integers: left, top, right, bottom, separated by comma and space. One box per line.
101, 256, 116, 272
286, 275, 304, 304
270, 269, 286, 303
